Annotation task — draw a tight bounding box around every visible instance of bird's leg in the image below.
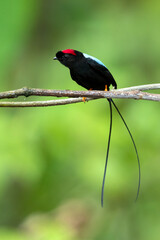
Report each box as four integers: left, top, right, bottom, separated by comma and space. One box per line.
82, 97, 86, 103
105, 85, 108, 91
82, 88, 93, 103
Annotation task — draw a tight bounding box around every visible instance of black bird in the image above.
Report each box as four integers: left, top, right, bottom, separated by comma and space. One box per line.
54, 49, 140, 206
54, 49, 117, 91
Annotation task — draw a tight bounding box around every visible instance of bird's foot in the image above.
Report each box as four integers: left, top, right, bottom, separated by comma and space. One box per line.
105, 85, 108, 91
82, 89, 93, 103
82, 97, 86, 103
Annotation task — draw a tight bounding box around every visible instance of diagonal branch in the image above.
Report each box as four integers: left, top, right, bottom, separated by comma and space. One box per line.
0, 83, 159, 107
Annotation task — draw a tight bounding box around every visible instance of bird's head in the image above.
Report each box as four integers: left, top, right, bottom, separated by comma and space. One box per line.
53, 49, 83, 68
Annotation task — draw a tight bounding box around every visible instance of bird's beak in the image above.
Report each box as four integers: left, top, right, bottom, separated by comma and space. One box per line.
53, 57, 57, 60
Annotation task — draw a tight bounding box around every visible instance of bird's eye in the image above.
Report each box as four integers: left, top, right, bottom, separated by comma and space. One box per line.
63, 54, 70, 59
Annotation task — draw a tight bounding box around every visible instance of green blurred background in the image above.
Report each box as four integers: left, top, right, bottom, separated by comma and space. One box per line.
0, 0, 160, 239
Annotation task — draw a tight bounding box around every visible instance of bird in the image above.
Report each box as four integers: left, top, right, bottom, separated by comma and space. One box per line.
53, 49, 117, 91
53, 49, 141, 207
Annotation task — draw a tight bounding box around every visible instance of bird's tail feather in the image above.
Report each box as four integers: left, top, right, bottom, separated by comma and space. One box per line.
101, 99, 112, 207
101, 98, 141, 207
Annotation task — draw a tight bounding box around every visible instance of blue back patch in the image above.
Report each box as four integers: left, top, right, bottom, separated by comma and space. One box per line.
83, 53, 107, 69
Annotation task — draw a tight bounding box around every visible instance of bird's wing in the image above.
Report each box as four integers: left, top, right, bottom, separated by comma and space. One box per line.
85, 57, 117, 88
83, 53, 108, 71
87, 58, 109, 72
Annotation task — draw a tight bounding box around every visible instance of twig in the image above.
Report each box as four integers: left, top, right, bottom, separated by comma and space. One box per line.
0, 98, 95, 107
0, 84, 159, 107
116, 83, 160, 92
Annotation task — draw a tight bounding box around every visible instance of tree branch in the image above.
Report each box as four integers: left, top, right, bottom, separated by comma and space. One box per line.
0, 97, 95, 107
0, 84, 159, 107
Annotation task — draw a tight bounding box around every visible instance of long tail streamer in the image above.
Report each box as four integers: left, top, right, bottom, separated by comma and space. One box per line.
101, 99, 112, 207
101, 99, 141, 207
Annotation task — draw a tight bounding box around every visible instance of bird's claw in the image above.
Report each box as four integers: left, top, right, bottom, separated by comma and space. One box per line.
82, 97, 86, 103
